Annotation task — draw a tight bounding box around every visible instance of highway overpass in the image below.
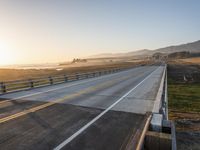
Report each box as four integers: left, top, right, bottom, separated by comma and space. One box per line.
0, 64, 176, 150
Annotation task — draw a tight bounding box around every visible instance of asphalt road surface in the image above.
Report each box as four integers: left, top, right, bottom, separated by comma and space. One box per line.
0, 65, 165, 150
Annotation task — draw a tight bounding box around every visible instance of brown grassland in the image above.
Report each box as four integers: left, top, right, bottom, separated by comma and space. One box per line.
0, 60, 151, 82
179, 57, 200, 64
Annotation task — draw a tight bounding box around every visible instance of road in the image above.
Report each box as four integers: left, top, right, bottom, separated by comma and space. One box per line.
0, 65, 165, 150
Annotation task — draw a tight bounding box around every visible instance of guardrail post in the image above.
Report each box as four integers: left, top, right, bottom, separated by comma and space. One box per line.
76, 74, 79, 80
64, 75, 68, 82
0, 82, 6, 93
49, 76, 53, 85
171, 121, 177, 150
29, 79, 34, 88
86, 73, 89, 78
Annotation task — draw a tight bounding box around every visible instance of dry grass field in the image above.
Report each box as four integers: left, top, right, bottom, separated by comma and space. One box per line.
0, 60, 152, 82
174, 57, 200, 65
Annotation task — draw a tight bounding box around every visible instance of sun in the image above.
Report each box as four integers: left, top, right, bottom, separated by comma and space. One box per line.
0, 41, 15, 66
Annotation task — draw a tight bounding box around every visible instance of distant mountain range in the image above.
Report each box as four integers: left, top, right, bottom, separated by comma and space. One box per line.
88, 40, 200, 58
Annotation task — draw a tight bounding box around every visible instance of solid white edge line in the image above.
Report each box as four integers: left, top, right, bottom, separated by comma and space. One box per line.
53, 66, 162, 150
2, 68, 133, 100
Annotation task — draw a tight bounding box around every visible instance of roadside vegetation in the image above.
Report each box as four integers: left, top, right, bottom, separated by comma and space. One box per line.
167, 59, 200, 150
168, 82, 200, 112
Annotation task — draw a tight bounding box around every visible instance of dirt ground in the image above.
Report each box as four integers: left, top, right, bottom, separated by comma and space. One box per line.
168, 59, 200, 150
167, 60, 200, 83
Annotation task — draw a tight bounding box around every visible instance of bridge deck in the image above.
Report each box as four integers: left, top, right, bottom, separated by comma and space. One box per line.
0, 65, 164, 150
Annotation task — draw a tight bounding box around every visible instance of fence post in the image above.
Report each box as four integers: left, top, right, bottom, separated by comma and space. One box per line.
64, 75, 68, 82
76, 74, 79, 80
49, 76, 53, 85
29, 79, 34, 88
1, 82, 6, 93
85, 73, 88, 78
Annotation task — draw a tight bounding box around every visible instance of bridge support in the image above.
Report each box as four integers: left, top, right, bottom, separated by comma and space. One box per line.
143, 119, 176, 150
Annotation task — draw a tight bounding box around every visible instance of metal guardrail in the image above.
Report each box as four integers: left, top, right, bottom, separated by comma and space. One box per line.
162, 65, 176, 150
0, 68, 126, 94
154, 64, 177, 150
152, 64, 170, 120
164, 67, 169, 120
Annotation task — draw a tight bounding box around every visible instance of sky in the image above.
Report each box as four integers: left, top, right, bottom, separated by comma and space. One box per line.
0, 0, 200, 65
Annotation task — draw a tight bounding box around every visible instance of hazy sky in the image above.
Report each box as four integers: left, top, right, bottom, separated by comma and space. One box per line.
0, 0, 200, 65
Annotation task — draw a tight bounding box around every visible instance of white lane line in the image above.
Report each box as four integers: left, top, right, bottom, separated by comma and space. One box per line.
54, 66, 161, 150
1, 68, 137, 101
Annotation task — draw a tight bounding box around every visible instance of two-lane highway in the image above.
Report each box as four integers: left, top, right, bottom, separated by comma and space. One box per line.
0, 65, 165, 150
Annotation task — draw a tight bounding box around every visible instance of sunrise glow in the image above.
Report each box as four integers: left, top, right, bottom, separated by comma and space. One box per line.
0, 41, 15, 66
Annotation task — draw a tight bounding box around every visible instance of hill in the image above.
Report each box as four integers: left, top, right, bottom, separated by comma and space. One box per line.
155, 40, 200, 54
87, 40, 200, 58
88, 49, 153, 58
